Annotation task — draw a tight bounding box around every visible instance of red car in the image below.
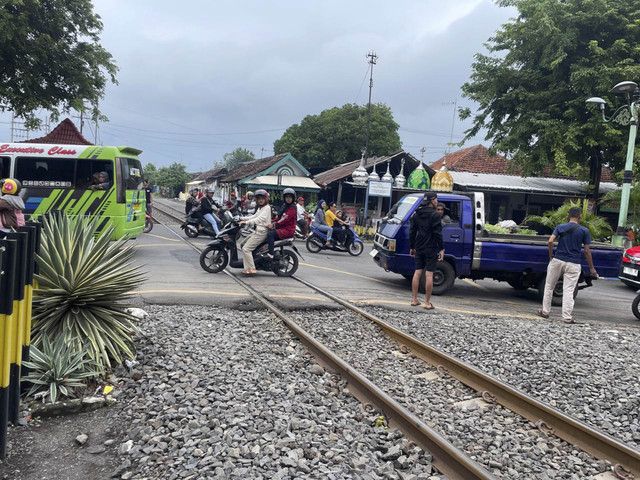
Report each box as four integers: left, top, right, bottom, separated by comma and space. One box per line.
619, 245, 640, 288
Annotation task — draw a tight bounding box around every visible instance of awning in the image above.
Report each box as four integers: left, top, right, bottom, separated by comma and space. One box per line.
186, 180, 205, 186
245, 175, 320, 192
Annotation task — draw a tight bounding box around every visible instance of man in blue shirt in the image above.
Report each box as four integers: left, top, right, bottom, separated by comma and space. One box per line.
538, 206, 598, 323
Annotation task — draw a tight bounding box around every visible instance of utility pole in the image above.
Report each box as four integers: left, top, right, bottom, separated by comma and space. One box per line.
364, 51, 377, 164
10, 113, 14, 142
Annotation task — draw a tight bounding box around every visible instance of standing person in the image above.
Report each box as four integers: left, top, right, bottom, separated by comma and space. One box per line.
238, 189, 271, 275
144, 180, 153, 215
312, 199, 333, 246
296, 196, 310, 236
200, 188, 221, 235
266, 188, 297, 259
409, 192, 445, 309
538, 206, 598, 324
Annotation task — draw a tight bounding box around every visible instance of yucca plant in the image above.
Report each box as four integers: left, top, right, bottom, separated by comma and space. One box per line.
32, 212, 145, 372
523, 200, 614, 241
23, 334, 101, 403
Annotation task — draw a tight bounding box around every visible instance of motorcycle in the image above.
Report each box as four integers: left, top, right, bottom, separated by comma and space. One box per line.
181, 208, 233, 238
305, 224, 364, 256
199, 220, 302, 276
144, 212, 153, 233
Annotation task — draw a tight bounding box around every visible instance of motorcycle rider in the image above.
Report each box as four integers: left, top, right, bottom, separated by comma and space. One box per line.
242, 191, 256, 215
335, 210, 354, 247
296, 196, 310, 237
313, 199, 333, 246
238, 189, 271, 275
266, 188, 297, 259
200, 188, 221, 235
186, 187, 200, 215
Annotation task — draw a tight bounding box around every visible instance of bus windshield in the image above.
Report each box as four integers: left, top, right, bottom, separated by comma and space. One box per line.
120, 158, 144, 190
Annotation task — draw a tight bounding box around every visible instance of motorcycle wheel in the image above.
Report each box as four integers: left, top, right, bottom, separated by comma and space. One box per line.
144, 217, 153, 233
632, 295, 640, 320
305, 236, 322, 253
273, 249, 299, 277
199, 247, 229, 273
348, 242, 364, 256
185, 224, 199, 238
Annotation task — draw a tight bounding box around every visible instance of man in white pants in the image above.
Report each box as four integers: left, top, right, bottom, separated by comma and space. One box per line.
538, 206, 598, 323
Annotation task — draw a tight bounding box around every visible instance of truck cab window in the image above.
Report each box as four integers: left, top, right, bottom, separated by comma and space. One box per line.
440, 201, 461, 226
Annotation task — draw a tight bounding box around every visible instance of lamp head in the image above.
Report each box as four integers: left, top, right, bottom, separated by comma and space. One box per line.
585, 97, 606, 110
612, 81, 638, 95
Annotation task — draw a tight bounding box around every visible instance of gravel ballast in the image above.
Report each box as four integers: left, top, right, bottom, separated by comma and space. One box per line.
115, 305, 443, 479
367, 306, 640, 449
293, 309, 616, 479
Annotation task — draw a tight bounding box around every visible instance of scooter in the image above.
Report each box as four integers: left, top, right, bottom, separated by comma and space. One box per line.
181, 209, 233, 238
199, 220, 302, 276
305, 224, 364, 256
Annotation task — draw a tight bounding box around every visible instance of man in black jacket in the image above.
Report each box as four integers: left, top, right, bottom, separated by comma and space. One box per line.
409, 192, 445, 309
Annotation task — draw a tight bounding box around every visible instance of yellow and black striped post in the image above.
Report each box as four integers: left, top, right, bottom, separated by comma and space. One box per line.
20, 222, 40, 389
0, 236, 18, 460
4, 231, 28, 425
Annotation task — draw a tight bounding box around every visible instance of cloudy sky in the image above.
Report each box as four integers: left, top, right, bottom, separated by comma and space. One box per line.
1, 0, 516, 172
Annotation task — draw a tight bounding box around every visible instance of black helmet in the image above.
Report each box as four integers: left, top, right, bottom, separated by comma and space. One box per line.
283, 188, 296, 199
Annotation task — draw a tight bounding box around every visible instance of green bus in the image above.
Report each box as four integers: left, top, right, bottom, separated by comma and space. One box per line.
0, 143, 145, 240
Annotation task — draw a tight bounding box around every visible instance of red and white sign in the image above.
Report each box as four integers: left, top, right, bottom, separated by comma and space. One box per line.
0, 144, 78, 156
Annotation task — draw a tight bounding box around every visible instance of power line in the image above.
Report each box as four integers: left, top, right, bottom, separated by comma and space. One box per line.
105, 122, 287, 136
354, 63, 371, 104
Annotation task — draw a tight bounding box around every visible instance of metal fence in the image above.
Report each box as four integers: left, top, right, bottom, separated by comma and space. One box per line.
0, 221, 40, 459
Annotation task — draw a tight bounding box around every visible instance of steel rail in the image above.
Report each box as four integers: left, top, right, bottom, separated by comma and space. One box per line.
151, 204, 185, 224
292, 275, 640, 477
223, 269, 496, 480
150, 219, 495, 479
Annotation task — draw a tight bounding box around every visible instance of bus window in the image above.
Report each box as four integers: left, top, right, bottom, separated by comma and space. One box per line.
15, 157, 75, 187
0, 157, 9, 178
75, 160, 114, 189
119, 158, 144, 190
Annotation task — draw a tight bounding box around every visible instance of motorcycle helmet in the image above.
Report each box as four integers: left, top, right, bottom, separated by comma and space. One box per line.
247, 191, 254, 198
205, 187, 214, 194
254, 189, 269, 202
0, 178, 21, 196
283, 188, 296, 201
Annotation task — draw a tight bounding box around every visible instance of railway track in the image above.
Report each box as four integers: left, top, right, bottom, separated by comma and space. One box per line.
147, 212, 640, 479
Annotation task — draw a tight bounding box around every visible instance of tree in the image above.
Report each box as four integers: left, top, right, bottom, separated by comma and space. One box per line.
0, 0, 118, 128
273, 103, 402, 168
460, 0, 640, 178
223, 148, 255, 170
144, 163, 158, 185
155, 163, 191, 195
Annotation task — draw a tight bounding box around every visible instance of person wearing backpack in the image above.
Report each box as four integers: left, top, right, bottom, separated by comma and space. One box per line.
537, 206, 598, 324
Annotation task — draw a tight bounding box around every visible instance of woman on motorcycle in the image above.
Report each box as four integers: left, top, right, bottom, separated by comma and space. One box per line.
312, 199, 333, 246
266, 188, 297, 259
335, 209, 354, 246
238, 189, 271, 275
200, 188, 221, 234
185, 188, 199, 215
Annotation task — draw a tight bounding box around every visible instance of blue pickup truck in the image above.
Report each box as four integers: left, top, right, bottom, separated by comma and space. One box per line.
371, 192, 623, 302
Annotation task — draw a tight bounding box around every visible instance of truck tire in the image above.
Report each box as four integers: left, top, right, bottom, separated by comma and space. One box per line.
536, 276, 578, 307
507, 278, 529, 290
431, 261, 456, 296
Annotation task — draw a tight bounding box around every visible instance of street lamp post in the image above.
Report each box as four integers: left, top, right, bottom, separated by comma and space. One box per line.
586, 81, 640, 246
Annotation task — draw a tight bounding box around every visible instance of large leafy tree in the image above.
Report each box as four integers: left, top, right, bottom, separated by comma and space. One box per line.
223, 147, 255, 170
460, 0, 640, 177
274, 103, 402, 168
155, 163, 191, 193
0, 0, 118, 128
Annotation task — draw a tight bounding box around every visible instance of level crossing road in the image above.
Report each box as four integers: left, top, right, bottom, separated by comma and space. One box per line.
131, 225, 639, 326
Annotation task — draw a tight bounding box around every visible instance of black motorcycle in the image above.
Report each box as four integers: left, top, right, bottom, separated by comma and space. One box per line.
181, 208, 232, 238
199, 220, 301, 276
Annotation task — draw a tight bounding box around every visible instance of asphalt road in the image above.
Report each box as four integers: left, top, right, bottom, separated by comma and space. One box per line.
131, 223, 640, 326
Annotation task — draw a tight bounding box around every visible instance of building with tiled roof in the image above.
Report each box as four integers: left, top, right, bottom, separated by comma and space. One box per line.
429, 145, 619, 224
430, 144, 614, 182
19, 118, 93, 145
